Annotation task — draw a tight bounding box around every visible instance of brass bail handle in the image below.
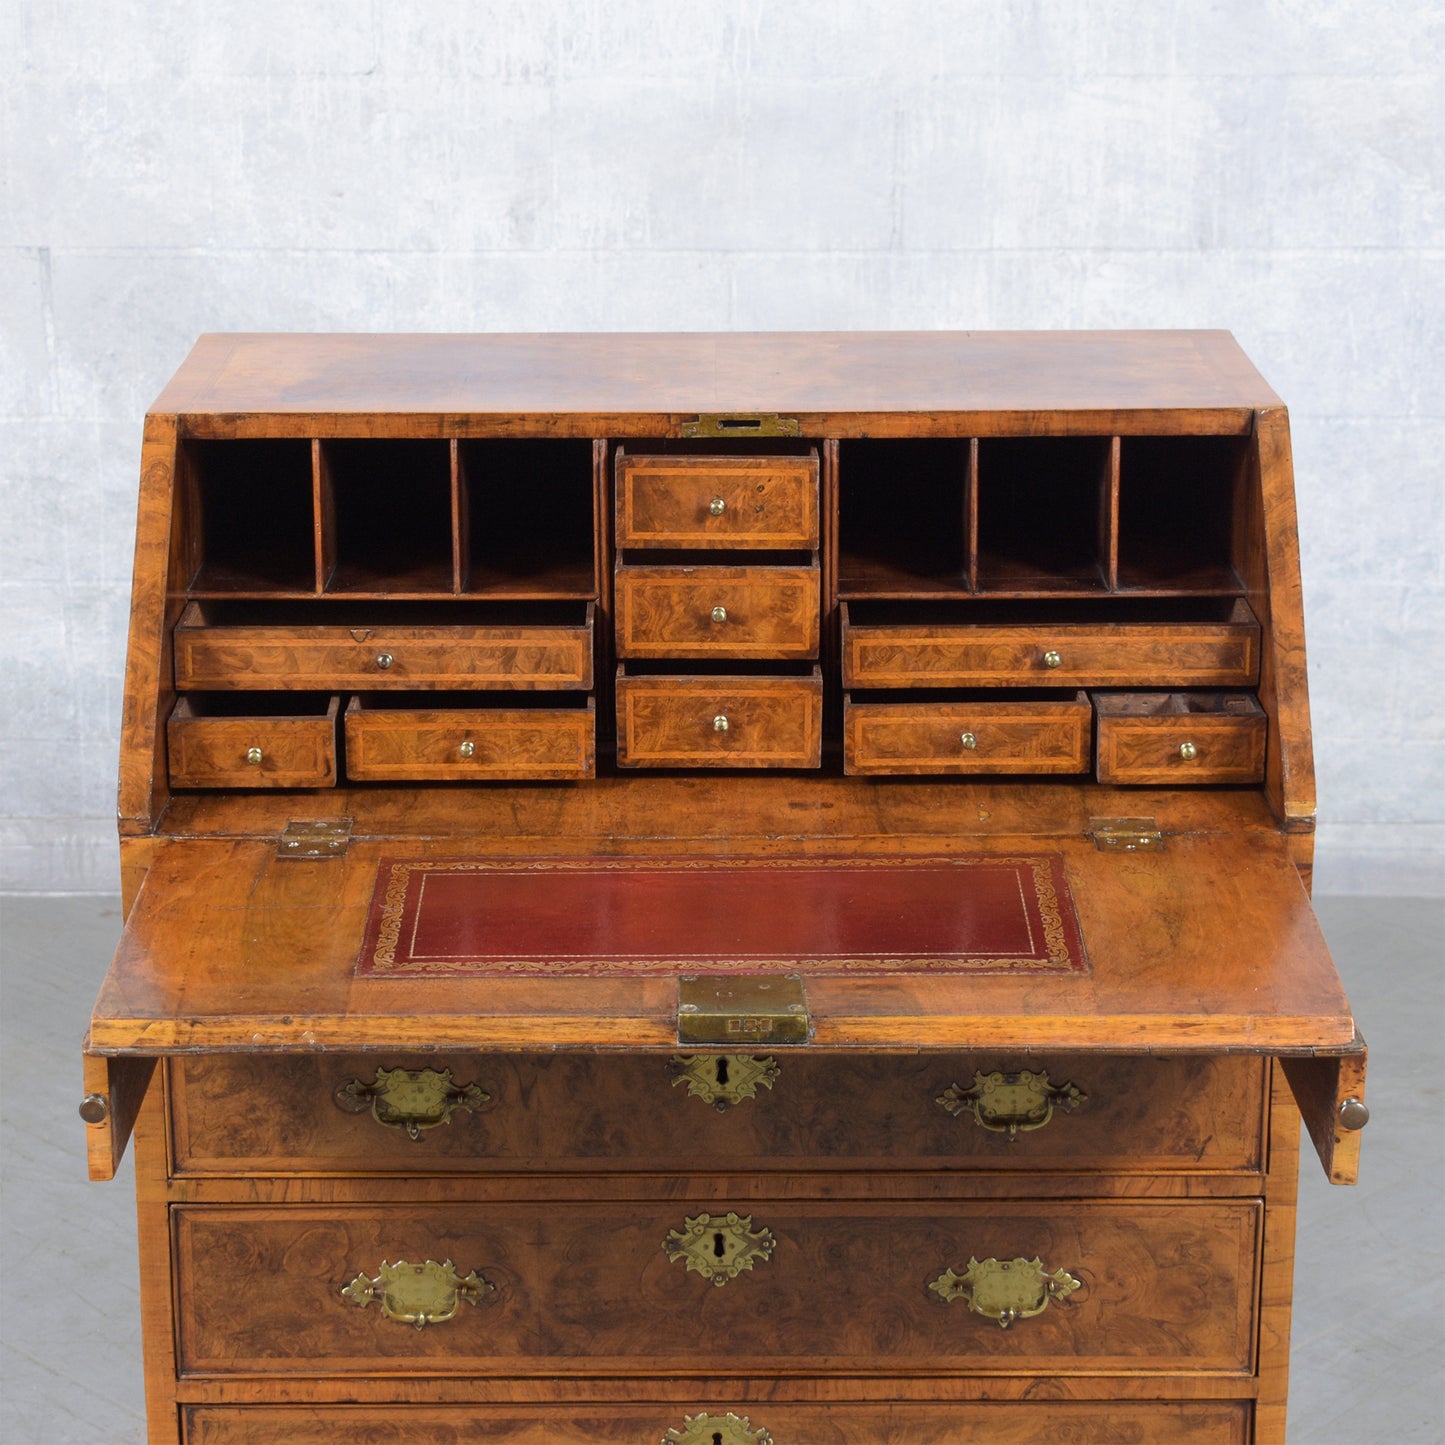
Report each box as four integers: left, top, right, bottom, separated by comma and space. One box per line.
334, 1065, 491, 1141
342, 1257, 494, 1329
937, 1068, 1086, 1138
930, 1254, 1082, 1328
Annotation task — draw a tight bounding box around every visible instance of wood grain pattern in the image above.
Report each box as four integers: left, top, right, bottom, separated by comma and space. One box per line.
844, 693, 1091, 775
616, 452, 819, 549
167, 696, 339, 789
615, 566, 820, 659
1093, 693, 1266, 786
616, 670, 822, 768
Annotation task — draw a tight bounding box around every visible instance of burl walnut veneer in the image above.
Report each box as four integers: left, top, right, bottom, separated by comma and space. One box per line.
84, 332, 1366, 1444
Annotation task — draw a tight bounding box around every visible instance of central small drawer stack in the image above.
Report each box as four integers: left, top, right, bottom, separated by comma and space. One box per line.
613, 450, 823, 767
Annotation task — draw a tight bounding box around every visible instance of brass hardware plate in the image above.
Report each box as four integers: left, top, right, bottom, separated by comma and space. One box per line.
341, 1257, 494, 1328
937, 1069, 1086, 1139
333, 1066, 490, 1141
680, 413, 801, 439
678, 974, 809, 1045
930, 1255, 1082, 1328
663, 1211, 775, 1286
277, 817, 353, 859
1089, 816, 1164, 852
664, 1413, 774, 1445
670, 1054, 780, 1110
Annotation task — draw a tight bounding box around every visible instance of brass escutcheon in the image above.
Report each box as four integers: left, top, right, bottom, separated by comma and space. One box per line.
334, 1065, 490, 1141
663, 1412, 774, 1445
670, 1054, 780, 1111
341, 1257, 493, 1329
663, 1212, 775, 1287
930, 1255, 1081, 1328
937, 1069, 1085, 1139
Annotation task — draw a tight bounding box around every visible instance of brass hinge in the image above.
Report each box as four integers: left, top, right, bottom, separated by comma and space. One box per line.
680, 413, 801, 439
677, 974, 809, 1045
1089, 816, 1164, 853
277, 818, 353, 859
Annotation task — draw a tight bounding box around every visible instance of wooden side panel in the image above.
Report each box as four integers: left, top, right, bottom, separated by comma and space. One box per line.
1254, 1061, 1302, 1445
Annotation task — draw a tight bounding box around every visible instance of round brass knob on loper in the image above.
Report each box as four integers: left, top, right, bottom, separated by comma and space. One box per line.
1338, 1097, 1370, 1131
79, 1093, 109, 1124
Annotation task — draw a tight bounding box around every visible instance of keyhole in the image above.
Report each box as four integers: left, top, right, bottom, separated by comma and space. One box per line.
713, 1231, 727, 1259
714, 1057, 730, 1087
713, 1433, 724, 1445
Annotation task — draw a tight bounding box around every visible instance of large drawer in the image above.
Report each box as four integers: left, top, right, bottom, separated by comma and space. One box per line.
616, 566, 820, 659
840, 600, 1259, 688
173, 601, 595, 690
167, 695, 339, 788
844, 692, 1091, 775
182, 1400, 1252, 1443
169, 1053, 1266, 1176
173, 1200, 1260, 1376
616, 451, 820, 549
344, 697, 595, 780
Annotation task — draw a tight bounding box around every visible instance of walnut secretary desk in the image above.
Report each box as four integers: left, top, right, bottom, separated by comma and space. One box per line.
83, 331, 1368, 1445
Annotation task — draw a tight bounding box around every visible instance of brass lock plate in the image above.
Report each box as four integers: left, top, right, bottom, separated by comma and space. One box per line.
677, 974, 808, 1045
664, 1413, 773, 1444
680, 412, 800, 439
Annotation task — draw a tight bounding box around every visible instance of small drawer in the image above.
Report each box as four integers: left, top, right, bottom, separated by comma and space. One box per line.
174, 601, 595, 690
845, 691, 1091, 775
841, 599, 1259, 688
615, 450, 819, 549
616, 667, 822, 768
1094, 692, 1266, 785
343, 696, 595, 781
615, 565, 820, 659
167, 694, 339, 788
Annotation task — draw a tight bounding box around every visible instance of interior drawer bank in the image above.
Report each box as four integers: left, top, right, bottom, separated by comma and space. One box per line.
841, 599, 1259, 688
173, 1199, 1261, 1376
174, 601, 595, 690
182, 1400, 1252, 1444
169, 1053, 1266, 1175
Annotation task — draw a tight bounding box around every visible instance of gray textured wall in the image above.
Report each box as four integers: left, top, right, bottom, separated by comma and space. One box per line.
4, 2, 1441, 894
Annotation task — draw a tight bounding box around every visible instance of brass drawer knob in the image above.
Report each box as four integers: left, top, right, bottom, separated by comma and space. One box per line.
713, 714, 729, 732
670, 1054, 780, 1110
960, 731, 978, 750
663, 1211, 775, 1286
1178, 740, 1198, 761
334, 1066, 491, 1141
1042, 649, 1062, 669
665, 1413, 773, 1444
375, 651, 394, 670
245, 746, 263, 765
710, 605, 728, 624
708, 496, 727, 516
930, 1255, 1081, 1328
342, 1257, 494, 1328
459, 740, 475, 759
937, 1069, 1086, 1138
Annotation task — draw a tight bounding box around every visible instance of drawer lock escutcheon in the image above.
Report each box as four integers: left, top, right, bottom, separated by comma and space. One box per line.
937, 1069, 1086, 1139
930, 1255, 1082, 1328
680, 413, 800, 439
333, 1066, 491, 1141
341, 1258, 494, 1329
670, 1054, 780, 1111
663, 1413, 774, 1445
663, 1212, 775, 1287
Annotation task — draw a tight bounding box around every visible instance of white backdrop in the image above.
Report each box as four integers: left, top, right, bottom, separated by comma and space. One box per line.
3, 0, 1441, 893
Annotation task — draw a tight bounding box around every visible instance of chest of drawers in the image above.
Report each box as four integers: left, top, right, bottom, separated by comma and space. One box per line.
84, 331, 1366, 1444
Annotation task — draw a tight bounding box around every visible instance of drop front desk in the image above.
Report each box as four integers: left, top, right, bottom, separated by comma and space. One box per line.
84, 332, 1367, 1445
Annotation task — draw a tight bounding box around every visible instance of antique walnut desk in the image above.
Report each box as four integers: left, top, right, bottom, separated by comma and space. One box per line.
84, 332, 1368, 1445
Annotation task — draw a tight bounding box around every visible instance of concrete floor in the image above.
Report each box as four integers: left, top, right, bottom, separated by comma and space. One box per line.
1, 893, 1441, 1443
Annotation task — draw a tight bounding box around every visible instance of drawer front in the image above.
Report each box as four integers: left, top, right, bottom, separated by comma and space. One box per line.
617, 452, 820, 549
170, 1053, 1266, 1176
175, 614, 595, 691
173, 1200, 1259, 1376
1095, 707, 1267, 785
616, 567, 820, 659
183, 1400, 1251, 1443
842, 620, 1259, 689
167, 698, 338, 788
344, 700, 595, 780
845, 694, 1091, 775
616, 672, 822, 768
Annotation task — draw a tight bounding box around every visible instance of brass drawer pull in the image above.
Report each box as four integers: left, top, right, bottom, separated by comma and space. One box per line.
710, 605, 728, 624
1178, 740, 1198, 760
713, 714, 730, 732
670, 1054, 780, 1110
1042, 649, 1063, 669
375, 651, 394, 669
663, 1211, 775, 1286
333, 1065, 490, 1141
664, 1412, 773, 1444
459, 740, 476, 758
930, 1255, 1081, 1328
937, 1069, 1086, 1138
342, 1257, 494, 1329
708, 496, 727, 516
245, 746, 263, 765
959, 731, 978, 750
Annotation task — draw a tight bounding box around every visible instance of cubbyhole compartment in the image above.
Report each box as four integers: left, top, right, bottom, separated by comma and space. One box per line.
186, 440, 316, 594
837, 439, 971, 596
976, 438, 1112, 593
322, 440, 454, 595
460, 440, 597, 597
1117, 436, 1246, 592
